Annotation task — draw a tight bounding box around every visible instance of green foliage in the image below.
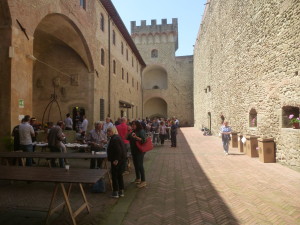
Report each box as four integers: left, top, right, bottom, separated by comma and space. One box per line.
1, 136, 13, 151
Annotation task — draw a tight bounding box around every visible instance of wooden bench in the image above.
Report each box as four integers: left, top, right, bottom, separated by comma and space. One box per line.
0, 166, 107, 225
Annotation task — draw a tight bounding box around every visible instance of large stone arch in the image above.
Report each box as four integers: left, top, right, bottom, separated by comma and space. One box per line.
0, 0, 12, 137
144, 97, 167, 119
32, 13, 94, 123
143, 65, 168, 90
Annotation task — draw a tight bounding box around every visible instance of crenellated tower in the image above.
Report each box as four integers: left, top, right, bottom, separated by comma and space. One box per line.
131, 18, 178, 53
130, 18, 194, 126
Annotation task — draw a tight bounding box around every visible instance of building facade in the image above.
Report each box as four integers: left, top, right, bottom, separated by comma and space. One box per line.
131, 19, 194, 126
194, 0, 300, 167
0, 0, 145, 138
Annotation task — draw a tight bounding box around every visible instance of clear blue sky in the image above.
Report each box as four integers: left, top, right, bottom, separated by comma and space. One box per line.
111, 0, 207, 56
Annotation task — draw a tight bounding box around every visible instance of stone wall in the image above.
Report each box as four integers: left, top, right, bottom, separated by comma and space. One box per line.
194, 0, 300, 167
1, 0, 144, 135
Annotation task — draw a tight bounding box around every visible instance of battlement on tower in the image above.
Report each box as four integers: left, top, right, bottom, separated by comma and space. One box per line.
131, 18, 178, 34
131, 18, 178, 50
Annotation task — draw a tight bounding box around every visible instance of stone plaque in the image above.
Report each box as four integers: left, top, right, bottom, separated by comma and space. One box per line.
71, 74, 79, 86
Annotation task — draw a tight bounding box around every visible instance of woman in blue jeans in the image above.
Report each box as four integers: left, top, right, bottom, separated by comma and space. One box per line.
221, 121, 232, 155
128, 120, 147, 188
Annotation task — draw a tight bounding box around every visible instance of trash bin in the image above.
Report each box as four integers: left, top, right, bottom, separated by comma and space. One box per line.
257, 138, 275, 163
230, 132, 238, 148
237, 133, 244, 153
245, 135, 260, 157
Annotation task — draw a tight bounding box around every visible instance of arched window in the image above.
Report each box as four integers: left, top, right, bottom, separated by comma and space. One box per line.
151, 49, 158, 58
152, 85, 159, 89
126, 49, 128, 61
122, 68, 124, 80
113, 60, 116, 74
249, 108, 257, 127
121, 42, 124, 54
100, 14, 104, 31
100, 49, 105, 66
112, 30, 116, 45
126, 73, 129, 83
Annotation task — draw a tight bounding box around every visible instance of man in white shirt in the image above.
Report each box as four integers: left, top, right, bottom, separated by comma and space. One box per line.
19, 115, 35, 166
81, 115, 88, 132
103, 117, 113, 134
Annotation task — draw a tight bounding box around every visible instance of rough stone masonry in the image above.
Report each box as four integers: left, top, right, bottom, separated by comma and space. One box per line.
194, 0, 300, 167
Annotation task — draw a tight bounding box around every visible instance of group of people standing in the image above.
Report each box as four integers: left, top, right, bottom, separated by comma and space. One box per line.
11, 114, 180, 199
104, 118, 149, 198
90, 116, 180, 198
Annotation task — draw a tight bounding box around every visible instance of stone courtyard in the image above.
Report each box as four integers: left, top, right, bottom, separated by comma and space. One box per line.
1, 128, 299, 225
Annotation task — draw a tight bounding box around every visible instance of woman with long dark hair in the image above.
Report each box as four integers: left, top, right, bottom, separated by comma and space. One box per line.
128, 120, 147, 188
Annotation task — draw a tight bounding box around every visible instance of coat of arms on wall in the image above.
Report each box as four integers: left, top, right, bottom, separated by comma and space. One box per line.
36, 78, 44, 88
53, 77, 60, 87
71, 74, 79, 86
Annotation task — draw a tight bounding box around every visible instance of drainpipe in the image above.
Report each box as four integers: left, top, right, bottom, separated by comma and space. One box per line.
141, 67, 144, 118
108, 16, 111, 117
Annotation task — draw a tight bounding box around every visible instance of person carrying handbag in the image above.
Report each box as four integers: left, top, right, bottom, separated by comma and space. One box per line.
128, 120, 147, 188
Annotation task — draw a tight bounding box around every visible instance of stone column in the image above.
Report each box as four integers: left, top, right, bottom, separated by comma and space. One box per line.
245, 135, 260, 158
230, 132, 238, 148
237, 133, 244, 153
257, 138, 275, 163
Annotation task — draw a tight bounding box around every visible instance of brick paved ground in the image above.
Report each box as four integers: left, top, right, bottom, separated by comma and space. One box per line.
1, 127, 300, 225
115, 128, 300, 225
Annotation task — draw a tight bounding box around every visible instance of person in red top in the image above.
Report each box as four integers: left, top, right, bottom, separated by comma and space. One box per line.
116, 117, 131, 174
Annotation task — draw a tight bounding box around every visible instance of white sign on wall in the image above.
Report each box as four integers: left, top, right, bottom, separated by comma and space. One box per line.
18, 99, 24, 108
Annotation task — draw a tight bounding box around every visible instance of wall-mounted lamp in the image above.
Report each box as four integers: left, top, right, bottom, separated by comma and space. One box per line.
9, 46, 14, 58
26, 54, 37, 61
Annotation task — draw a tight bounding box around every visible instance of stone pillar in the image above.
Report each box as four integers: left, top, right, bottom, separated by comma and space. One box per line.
245, 135, 260, 157
257, 138, 275, 163
237, 133, 244, 153
230, 132, 238, 148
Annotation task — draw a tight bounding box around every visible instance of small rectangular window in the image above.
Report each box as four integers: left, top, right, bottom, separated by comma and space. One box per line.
113, 60, 116, 74
127, 73, 129, 83
101, 49, 105, 66
100, 99, 105, 121
80, 0, 86, 9
100, 14, 104, 31
112, 30, 116, 45
282, 106, 299, 128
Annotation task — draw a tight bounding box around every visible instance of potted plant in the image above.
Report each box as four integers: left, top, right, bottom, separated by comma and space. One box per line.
289, 114, 300, 129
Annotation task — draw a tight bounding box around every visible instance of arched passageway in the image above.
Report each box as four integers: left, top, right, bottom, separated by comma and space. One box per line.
144, 97, 167, 118
143, 65, 168, 90
32, 13, 94, 124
